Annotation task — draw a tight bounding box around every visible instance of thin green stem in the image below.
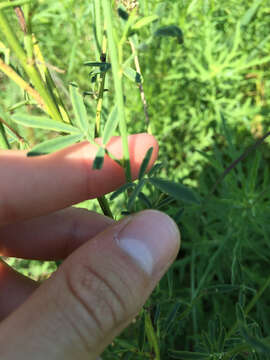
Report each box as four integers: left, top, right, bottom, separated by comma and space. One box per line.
102, 0, 131, 183
0, 11, 63, 122
95, 28, 107, 137
94, 23, 113, 219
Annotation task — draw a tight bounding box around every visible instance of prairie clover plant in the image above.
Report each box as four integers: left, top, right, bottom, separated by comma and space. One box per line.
0, 0, 195, 220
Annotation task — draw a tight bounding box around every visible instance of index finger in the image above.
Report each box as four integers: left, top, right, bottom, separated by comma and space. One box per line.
0, 133, 158, 226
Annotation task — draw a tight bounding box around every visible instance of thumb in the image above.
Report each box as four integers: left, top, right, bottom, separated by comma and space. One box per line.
0, 210, 180, 360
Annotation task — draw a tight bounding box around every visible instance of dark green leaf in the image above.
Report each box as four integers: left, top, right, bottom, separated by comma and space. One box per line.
69, 85, 89, 135
154, 25, 183, 44
153, 304, 160, 326
84, 62, 111, 72
156, 195, 175, 209
164, 302, 181, 335
231, 257, 243, 285
132, 15, 158, 30
148, 162, 163, 177
103, 105, 118, 145
138, 147, 153, 180
149, 178, 199, 204
169, 350, 209, 359
117, 6, 129, 21
110, 182, 135, 200
11, 114, 79, 134
240, 326, 270, 353
93, 146, 105, 170
27, 133, 83, 156
127, 179, 147, 211
236, 303, 246, 325
123, 66, 141, 83
138, 192, 152, 208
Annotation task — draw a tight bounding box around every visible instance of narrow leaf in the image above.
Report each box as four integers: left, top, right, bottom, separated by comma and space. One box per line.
27, 134, 83, 156
236, 303, 246, 325
117, 6, 129, 21
127, 179, 147, 211
123, 66, 141, 83
169, 350, 209, 359
110, 182, 135, 200
103, 105, 118, 145
138, 192, 152, 208
84, 62, 111, 72
148, 162, 163, 177
132, 15, 158, 30
138, 147, 153, 180
164, 302, 181, 335
69, 85, 89, 134
240, 0, 264, 26
145, 312, 160, 360
240, 326, 270, 353
149, 178, 199, 204
138, 312, 146, 351
12, 114, 79, 134
93, 146, 105, 170
154, 25, 183, 44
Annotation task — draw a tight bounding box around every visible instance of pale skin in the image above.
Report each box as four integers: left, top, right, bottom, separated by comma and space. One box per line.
0, 133, 180, 359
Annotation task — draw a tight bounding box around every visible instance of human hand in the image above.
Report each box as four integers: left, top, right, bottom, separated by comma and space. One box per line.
0, 134, 180, 359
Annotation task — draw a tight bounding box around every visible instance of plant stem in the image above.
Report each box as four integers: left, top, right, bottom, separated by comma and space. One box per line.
0, 57, 46, 109
0, 10, 63, 122
0, 117, 25, 146
129, 37, 150, 132
102, 0, 131, 183
95, 28, 107, 137
94, 23, 113, 219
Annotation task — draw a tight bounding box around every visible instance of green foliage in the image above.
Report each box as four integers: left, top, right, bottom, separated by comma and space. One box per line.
1, 0, 270, 359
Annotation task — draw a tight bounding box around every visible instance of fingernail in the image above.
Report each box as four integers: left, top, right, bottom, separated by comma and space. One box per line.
115, 210, 180, 276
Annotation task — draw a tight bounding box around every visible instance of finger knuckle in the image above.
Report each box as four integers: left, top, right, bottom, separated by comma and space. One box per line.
65, 262, 127, 334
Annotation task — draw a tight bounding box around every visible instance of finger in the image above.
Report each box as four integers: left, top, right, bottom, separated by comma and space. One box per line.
0, 210, 180, 359
0, 207, 114, 260
0, 259, 38, 321
0, 133, 158, 225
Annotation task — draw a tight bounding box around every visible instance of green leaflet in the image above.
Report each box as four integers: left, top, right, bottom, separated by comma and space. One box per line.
110, 182, 135, 200
127, 179, 146, 211
123, 66, 141, 83
11, 114, 79, 134
154, 25, 183, 44
102, 105, 118, 145
149, 177, 200, 204
93, 146, 105, 170
27, 133, 83, 156
132, 15, 158, 30
145, 312, 160, 360
138, 147, 153, 180
69, 84, 90, 136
